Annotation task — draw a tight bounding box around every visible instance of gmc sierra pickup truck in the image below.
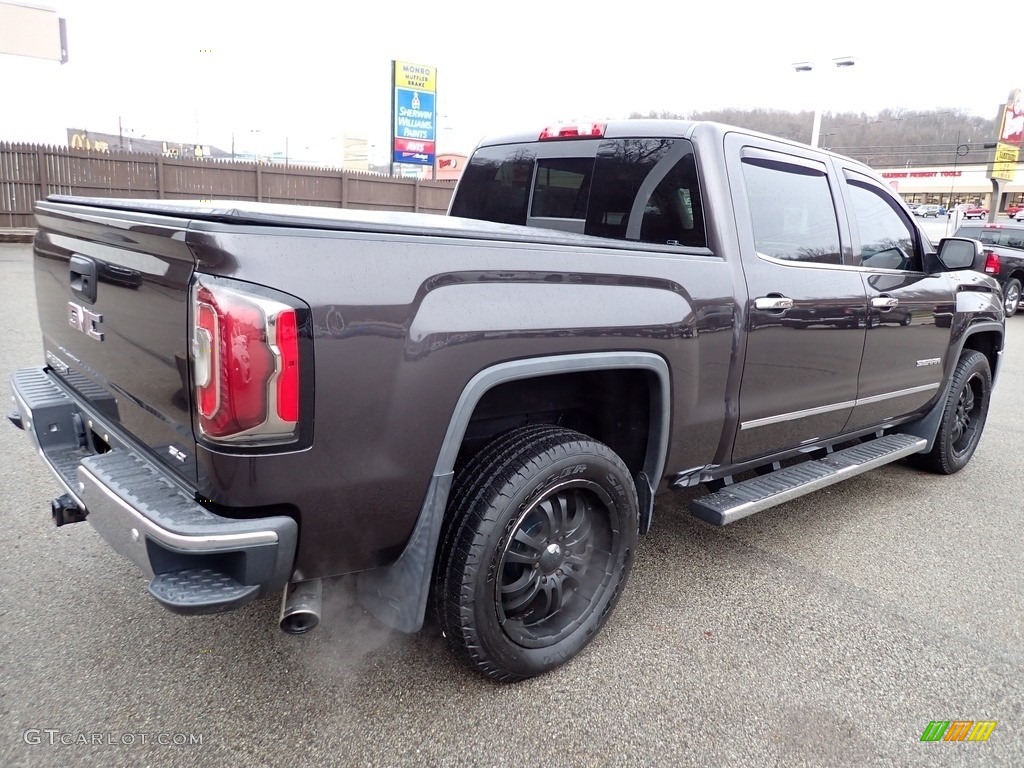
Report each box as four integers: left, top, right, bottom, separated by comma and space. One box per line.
9, 120, 1006, 682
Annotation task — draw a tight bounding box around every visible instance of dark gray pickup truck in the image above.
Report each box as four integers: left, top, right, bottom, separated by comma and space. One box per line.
9, 120, 1006, 681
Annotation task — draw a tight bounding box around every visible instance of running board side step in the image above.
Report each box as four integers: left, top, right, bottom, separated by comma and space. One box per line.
690, 434, 927, 526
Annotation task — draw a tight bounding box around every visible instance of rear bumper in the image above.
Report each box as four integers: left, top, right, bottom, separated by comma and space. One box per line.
10, 366, 297, 614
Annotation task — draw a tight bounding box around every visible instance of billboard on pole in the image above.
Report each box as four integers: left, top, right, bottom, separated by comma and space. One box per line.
990, 88, 1023, 182
392, 60, 437, 167
0, 2, 67, 63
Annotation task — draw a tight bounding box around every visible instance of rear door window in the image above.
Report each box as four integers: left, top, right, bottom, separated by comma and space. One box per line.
740, 155, 842, 265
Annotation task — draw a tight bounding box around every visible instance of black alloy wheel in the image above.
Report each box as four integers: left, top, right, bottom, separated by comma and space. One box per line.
497, 481, 616, 648
909, 350, 992, 475
435, 425, 638, 681
949, 370, 985, 459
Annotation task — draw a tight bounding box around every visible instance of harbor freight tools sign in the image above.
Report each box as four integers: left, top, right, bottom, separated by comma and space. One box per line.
392, 60, 437, 166
991, 89, 1023, 182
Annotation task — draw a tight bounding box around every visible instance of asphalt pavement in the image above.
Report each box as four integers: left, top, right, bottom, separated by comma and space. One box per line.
0, 241, 1021, 767
919, 215, 975, 243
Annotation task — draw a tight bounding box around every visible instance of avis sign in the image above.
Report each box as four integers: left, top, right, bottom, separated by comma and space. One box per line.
392, 60, 436, 167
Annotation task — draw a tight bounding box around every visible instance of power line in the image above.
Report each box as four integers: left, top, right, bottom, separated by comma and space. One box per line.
829, 143, 987, 152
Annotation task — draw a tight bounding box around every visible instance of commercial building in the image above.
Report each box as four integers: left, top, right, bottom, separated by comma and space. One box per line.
876, 163, 1024, 212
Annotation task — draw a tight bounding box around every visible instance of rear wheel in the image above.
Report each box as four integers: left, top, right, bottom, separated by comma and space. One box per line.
1003, 278, 1021, 317
435, 425, 638, 681
910, 350, 991, 475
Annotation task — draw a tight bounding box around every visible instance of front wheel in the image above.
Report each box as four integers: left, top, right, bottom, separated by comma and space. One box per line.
910, 350, 992, 474
1002, 278, 1021, 317
435, 425, 638, 681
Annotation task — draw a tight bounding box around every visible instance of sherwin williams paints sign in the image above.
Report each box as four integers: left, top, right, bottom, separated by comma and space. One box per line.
392, 60, 437, 167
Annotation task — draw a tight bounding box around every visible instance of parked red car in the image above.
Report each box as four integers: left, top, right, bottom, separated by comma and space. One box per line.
1006, 203, 1024, 217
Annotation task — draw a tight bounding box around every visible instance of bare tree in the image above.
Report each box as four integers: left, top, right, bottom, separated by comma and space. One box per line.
628, 108, 1000, 168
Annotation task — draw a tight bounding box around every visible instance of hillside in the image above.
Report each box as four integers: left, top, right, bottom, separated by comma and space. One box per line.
629, 108, 1000, 169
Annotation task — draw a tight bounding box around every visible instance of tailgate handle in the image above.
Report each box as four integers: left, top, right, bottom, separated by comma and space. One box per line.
70, 255, 98, 304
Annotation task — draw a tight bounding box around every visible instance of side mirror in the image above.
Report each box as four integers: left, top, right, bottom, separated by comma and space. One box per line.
935, 237, 983, 271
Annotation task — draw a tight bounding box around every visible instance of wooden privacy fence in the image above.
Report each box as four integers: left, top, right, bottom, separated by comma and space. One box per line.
0, 142, 457, 228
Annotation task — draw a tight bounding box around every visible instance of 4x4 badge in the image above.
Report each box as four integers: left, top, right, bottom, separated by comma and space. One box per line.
67, 301, 104, 341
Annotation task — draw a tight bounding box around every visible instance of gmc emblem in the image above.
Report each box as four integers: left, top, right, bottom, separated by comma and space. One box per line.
68, 301, 104, 341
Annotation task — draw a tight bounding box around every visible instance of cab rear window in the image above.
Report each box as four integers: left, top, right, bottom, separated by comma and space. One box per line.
451, 138, 707, 248
449, 147, 534, 225
955, 225, 1024, 249
531, 159, 593, 219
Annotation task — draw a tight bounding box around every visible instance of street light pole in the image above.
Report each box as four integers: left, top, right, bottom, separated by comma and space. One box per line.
946, 133, 970, 235
792, 57, 856, 148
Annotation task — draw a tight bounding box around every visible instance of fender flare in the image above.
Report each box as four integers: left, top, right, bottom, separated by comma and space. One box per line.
896, 321, 1003, 452
356, 352, 672, 632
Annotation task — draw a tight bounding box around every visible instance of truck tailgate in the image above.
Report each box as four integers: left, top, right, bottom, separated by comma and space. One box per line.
31, 200, 198, 482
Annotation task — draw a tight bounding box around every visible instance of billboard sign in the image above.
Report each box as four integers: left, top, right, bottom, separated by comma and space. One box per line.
0, 2, 67, 63
991, 88, 1023, 182
392, 60, 436, 167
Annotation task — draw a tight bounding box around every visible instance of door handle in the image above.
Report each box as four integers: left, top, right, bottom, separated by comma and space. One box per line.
871, 297, 899, 309
754, 296, 794, 311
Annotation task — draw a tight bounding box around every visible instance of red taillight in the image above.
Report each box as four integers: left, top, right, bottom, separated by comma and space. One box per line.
194, 295, 219, 420
984, 251, 1000, 274
275, 309, 300, 422
539, 122, 606, 140
191, 279, 303, 444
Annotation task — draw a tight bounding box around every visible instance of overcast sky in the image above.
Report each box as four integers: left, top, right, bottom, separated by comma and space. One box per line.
1, 0, 1018, 163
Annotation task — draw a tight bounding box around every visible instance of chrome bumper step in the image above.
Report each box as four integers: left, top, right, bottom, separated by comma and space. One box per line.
10, 366, 298, 616
79, 450, 297, 614
690, 433, 928, 525
149, 568, 260, 615
10, 367, 90, 506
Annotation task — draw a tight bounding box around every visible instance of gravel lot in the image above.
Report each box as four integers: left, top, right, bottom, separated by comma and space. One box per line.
1, 241, 1021, 767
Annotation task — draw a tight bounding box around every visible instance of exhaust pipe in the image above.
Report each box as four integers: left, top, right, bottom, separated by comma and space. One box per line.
279, 578, 322, 634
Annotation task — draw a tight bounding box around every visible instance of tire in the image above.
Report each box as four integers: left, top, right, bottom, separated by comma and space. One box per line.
1002, 278, 1021, 317
435, 424, 638, 681
910, 350, 992, 475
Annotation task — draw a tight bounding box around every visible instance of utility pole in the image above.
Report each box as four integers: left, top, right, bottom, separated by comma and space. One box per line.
983, 141, 1001, 223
